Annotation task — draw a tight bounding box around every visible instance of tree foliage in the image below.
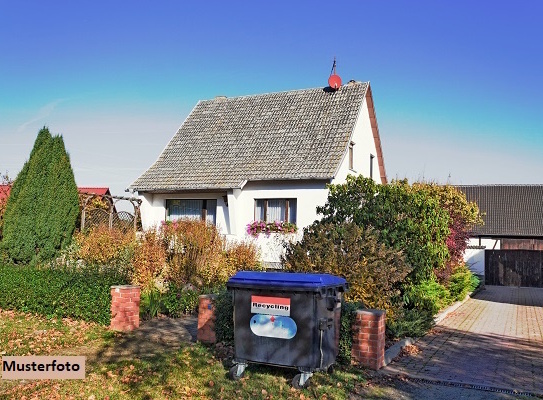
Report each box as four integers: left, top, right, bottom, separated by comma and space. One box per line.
1, 128, 79, 263
410, 183, 483, 282
284, 222, 411, 318
317, 176, 451, 284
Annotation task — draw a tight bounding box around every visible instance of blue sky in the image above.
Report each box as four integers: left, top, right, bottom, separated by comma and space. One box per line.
1, 1, 543, 199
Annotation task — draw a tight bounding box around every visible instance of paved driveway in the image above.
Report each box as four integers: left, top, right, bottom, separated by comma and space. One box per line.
384, 286, 543, 396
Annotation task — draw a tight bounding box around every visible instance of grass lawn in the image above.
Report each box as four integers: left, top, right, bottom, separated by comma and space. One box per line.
0, 308, 376, 399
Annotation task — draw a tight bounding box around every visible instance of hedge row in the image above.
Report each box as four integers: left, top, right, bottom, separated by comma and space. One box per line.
0, 263, 129, 325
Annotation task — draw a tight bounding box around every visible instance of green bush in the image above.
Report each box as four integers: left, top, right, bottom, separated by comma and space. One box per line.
404, 279, 452, 315
317, 176, 451, 285
0, 263, 129, 324
162, 285, 200, 317
337, 301, 363, 365
447, 265, 473, 301
470, 273, 481, 291
387, 308, 435, 339
214, 289, 234, 345
284, 222, 410, 319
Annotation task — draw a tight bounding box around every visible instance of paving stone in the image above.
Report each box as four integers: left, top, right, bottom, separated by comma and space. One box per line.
384, 286, 543, 395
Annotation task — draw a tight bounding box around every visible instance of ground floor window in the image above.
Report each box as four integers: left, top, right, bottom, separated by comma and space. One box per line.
166, 199, 216, 224
255, 198, 296, 223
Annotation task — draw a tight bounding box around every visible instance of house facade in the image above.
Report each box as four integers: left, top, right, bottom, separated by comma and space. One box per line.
458, 185, 543, 286
130, 81, 387, 265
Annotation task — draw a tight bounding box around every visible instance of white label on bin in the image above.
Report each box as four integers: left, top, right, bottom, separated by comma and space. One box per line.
251, 295, 290, 316
250, 314, 297, 339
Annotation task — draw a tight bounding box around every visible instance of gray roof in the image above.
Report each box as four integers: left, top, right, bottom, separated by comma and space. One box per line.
456, 185, 543, 237
130, 82, 371, 191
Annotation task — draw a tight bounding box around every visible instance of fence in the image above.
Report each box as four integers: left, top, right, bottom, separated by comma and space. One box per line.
79, 193, 142, 232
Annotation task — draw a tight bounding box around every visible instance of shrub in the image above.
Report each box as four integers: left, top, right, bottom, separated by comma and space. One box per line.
162, 220, 261, 291
317, 176, 451, 285
74, 226, 135, 268
470, 273, 481, 291
387, 308, 435, 339
162, 219, 224, 289
404, 279, 451, 316
131, 228, 167, 293
214, 289, 234, 345
2, 129, 80, 263
337, 301, 363, 365
284, 222, 410, 319
447, 264, 475, 301
162, 285, 200, 317
223, 240, 262, 277
0, 263, 128, 324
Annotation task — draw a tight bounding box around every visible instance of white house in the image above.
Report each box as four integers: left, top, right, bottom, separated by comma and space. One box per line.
129, 80, 387, 266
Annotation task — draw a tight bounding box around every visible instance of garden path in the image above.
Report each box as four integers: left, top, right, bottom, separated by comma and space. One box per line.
78, 316, 198, 363
384, 286, 543, 397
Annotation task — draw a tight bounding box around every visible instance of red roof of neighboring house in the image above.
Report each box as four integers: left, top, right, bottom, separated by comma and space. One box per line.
0, 185, 112, 202
77, 187, 111, 196
0, 184, 11, 203
0, 185, 11, 201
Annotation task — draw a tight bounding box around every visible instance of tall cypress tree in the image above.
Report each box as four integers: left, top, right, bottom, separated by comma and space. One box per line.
1, 127, 79, 263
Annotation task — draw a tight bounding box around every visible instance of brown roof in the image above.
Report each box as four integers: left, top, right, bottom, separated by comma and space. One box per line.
456, 185, 543, 237
130, 82, 386, 192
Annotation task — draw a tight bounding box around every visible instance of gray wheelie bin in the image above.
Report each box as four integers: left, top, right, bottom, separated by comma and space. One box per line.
226, 271, 348, 388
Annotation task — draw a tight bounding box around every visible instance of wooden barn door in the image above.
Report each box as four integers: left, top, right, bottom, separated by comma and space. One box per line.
485, 250, 543, 287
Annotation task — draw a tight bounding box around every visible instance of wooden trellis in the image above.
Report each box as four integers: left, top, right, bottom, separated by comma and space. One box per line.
79, 192, 142, 232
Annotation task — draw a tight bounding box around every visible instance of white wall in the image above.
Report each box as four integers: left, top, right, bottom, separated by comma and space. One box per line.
333, 97, 380, 184
464, 237, 501, 276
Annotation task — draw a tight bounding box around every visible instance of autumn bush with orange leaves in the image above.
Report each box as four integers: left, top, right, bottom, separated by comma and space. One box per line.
74, 225, 136, 268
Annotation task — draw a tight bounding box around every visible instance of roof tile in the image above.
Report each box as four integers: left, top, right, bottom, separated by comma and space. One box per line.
130, 83, 369, 191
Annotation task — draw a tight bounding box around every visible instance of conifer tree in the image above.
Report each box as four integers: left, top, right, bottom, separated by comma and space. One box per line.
1, 127, 79, 263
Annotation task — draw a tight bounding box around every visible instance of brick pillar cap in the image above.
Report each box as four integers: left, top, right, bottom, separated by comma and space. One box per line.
199, 294, 217, 300
111, 285, 140, 290
355, 309, 386, 317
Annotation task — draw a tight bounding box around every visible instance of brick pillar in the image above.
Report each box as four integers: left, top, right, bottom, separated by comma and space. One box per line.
197, 294, 217, 344
110, 285, 140, 331
351, 309, 385, 370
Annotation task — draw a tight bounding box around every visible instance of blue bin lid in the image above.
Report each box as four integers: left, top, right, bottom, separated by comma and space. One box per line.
227, 271, 347, 292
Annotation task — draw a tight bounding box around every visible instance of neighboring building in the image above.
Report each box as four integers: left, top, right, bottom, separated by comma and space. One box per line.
1, 185, 114, 211
0, 184, 10, 204
458, 185, 543, 285
130, 81, 387, 265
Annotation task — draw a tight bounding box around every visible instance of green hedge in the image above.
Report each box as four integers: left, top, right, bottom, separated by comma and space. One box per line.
0, 263, 129, 324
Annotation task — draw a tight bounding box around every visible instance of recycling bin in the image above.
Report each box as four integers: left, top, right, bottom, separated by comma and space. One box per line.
226, 271, 348, 388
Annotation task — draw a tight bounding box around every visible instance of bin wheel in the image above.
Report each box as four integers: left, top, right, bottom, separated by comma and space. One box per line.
229, 365, 245, 380
292, 373, 311, 389
327, 364, 334, 374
